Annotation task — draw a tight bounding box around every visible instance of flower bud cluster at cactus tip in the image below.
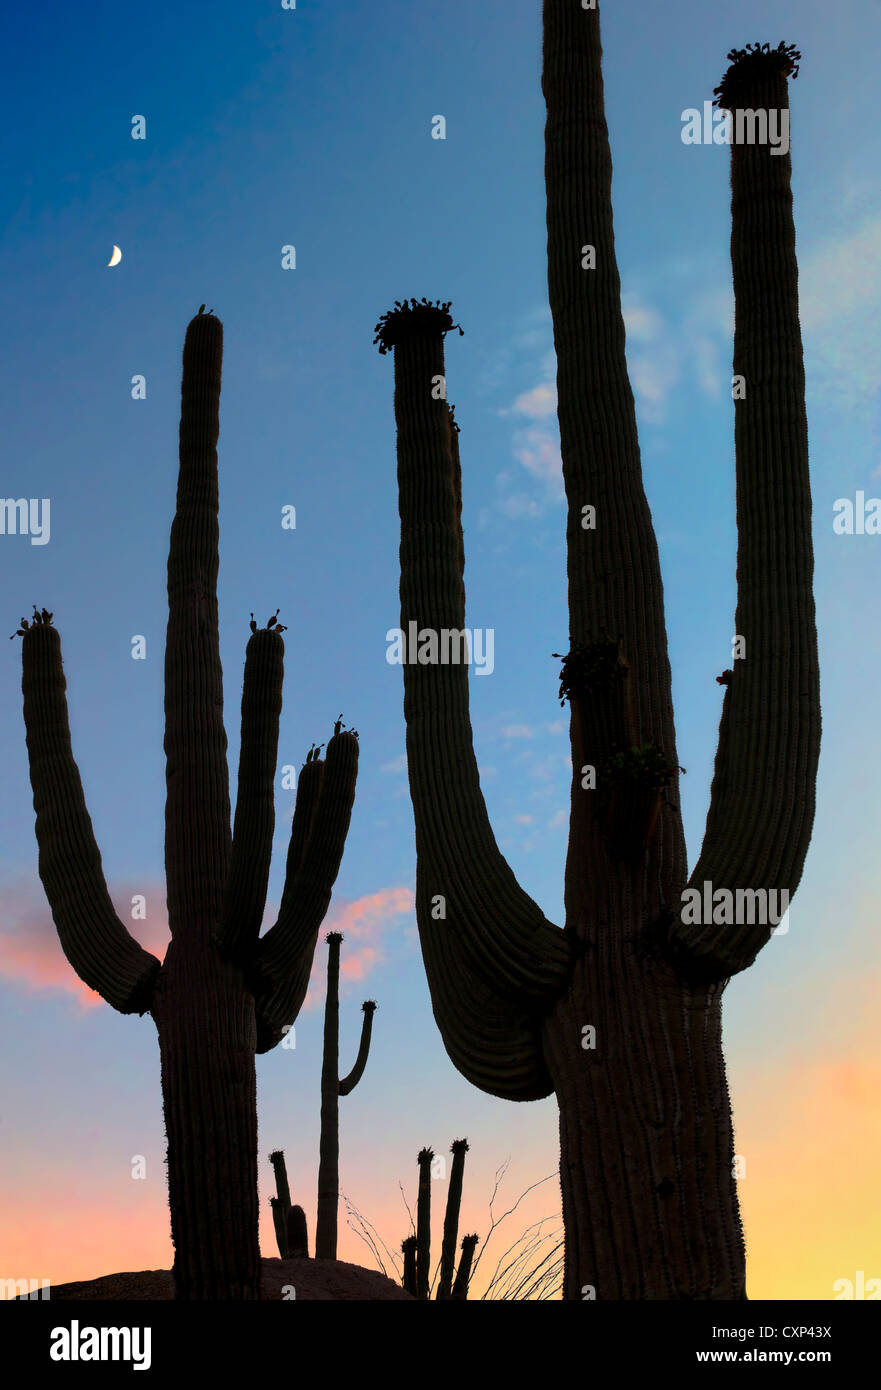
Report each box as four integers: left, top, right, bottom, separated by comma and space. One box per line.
10, 604, 54, 639
713, 40, 801, 110
373, 298, 464, 355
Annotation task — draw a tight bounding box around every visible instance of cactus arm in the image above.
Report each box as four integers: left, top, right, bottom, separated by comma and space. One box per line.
384, 311, 571, 1002
415, 1147, 433, 1299
401, 1236, 418, 1296
20, 625, 161, 1014
270, 1197, 289, 1258
164, 312, 232, 933
376, 302, 573, 1100
338, 1000, 376, 1096
667, 46, 820, 982
215, 630, 284, 958
437, 1138, 468, 1300
315, 933, 342, 1259
542, 1, 687, 917
252, 730, 358, 995
249, 758, 329, 1051
417, 867, 555, 1100
451, 1233, 479, 1299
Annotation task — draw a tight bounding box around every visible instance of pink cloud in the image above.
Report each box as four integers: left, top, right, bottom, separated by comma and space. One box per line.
301, 887, 415, 1010
0, 876, 169, 1010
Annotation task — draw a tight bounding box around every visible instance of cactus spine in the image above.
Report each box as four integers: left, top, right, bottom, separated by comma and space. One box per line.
17, 313, 360, 1298
376, 5, 819, 1300
314, 932, 377, 1259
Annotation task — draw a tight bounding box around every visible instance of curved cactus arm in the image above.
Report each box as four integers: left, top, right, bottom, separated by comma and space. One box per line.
338, 999, 377, 1095
437, 1138, 468, 1300
542, 1, 686, 914
215, 630, 284, 958
376, 300, 572, 1032
252, 729, 359, 998
666, 45, 820, 983
20, 624, 161, 1013
164, 312, 232, 933
416, 870, 555, 1101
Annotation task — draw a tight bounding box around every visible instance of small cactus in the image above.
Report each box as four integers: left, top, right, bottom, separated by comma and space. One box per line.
314, 933, 378, 1259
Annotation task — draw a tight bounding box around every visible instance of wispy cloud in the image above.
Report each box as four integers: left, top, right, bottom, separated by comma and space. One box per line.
379, 753, 407, 774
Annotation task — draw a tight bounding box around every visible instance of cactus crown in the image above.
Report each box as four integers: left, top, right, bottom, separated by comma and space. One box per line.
552, 637, 628, 707
450, 1137, 469, 1155
713, 41, 801, 109
325, 930, 343, 945
361, 999, 378, 1014
417, 1146, 435, 1164
373, 298, 464, 355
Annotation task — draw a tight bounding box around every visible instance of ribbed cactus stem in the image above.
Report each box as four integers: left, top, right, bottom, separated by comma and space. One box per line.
287, 1204, 308, 1258
269, 1149, 292, 1210
415, 1146, 434, 1299
451, 1234, 479, 1300
315, 932, 342, 1259
269, 1149, 293, 1256
270, 1197, 289, 1258
437, 1138, 469, 1300
401, 1236, 418, 1297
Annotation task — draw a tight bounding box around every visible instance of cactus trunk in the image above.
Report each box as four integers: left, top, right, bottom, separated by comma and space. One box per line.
542, 959, 740, 1298
153, 939, 260, 1298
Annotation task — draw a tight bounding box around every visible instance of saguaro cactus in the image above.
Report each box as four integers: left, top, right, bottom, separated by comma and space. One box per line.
315, 932, 377, 1259
376, 5, 819, 1300
16, 312, 360, 1299
269, 1150, 309, 1258
401, 1140, 476, 1299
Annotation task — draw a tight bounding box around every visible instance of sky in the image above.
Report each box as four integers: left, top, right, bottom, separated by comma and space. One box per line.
1, 0, 880, 1299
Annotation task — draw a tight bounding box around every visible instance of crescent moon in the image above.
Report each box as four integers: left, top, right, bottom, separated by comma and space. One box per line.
107, 245, 122, 267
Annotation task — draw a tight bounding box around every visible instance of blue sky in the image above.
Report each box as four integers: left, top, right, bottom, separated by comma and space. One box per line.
1, 0, 880, 1296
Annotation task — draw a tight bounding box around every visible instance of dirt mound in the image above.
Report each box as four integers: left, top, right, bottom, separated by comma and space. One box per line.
42, 1257, 413, 1301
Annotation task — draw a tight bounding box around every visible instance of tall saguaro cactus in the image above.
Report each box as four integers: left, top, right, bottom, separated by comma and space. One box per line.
376, 4, 819, 1300
16, 312, 360, 1299
315, 932, 377, 1259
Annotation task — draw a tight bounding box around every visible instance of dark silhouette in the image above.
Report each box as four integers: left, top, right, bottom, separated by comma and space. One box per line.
400, 1140, 477, 1299
269, 1151, 309, 1258
315, 932, 377, 1259
15, 312, 360, 1298
375, 5, 819, 1299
